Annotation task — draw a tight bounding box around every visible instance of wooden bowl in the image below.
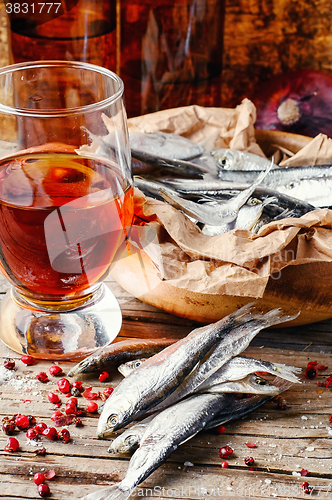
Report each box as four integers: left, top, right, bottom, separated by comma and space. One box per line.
111, 129, 332, 327
110, 243, 332, 327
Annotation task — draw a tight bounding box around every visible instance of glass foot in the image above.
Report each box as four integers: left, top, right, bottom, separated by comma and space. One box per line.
0, 284, 122, 360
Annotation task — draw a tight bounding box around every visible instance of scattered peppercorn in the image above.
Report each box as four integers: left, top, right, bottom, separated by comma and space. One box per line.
99, 371, 109, 382
3, 358, 15, 370
57, 378, 71, 394
82, 387, 100, 400
44, 469, 56, 480
73, 417, 83, 427
87, 401, 99, 413
216, 426, 226, 435
65, 403, 77, 415
34, 422, 47, 434
245, 442, 257, 448
326, 375, 332, 388
49, 365, 63, 376
15, 414, 30, 430
34, 447, 47, 456
26, 428, 38, 440
72, 381, 84, 392
304, 364, 318, 379
244, 456, 255, 466
4, 437, 19, 452
71, 387, 81, 397
2, 422, 16, 435
58, 428, 71, 443
218, 445, 233, 459
33, 472, 45, 485
36, 372, 49, 383
37, 483, 51, 497
302, 481, 312, 494
48, 392, 61, 404
20, 355, 35, 366
221, 461, 228, 468
42, 427, 58, 440
27, 415, 36, 426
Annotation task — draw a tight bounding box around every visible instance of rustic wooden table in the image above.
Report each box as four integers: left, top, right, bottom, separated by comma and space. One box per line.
0, 275, 332, 500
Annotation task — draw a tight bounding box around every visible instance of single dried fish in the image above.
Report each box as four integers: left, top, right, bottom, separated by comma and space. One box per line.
215, 165, 332, 207
159, 177, 314, 215
158, 162, 273, 225
67, 339, 177, 377
129, 131, 204, 160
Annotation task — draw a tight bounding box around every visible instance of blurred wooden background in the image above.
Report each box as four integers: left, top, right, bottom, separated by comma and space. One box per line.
0, 0, 332, 108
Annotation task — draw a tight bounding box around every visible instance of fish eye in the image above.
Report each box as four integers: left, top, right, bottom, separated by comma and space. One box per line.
134, 361, 142, 368
255, 376, 267, 385
125, 435, 138, 446
107, 414, 119, 428
218, 157, 229, 169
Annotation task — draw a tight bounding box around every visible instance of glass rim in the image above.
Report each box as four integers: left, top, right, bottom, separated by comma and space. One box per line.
0, 60, 124, 117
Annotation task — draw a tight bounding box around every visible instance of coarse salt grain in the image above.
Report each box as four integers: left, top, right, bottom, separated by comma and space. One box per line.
306, 446, 315, 451
184, 461, 194, 466
0, 365, 16, 385
292, 472, 301, 476
301, 416, 308, 420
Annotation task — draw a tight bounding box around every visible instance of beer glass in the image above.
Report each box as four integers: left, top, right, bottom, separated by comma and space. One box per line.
0, 60, 133, 359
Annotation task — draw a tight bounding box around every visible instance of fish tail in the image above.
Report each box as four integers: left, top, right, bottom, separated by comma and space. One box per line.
227, 303, 299, 329
80, 484, 131, 500
272, 362, 302, 383
250, 307, 300, 328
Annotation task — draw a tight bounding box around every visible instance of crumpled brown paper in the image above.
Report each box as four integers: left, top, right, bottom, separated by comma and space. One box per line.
122, 101, 332, 299
128, 98, 264, 156
280, 133, 332, 166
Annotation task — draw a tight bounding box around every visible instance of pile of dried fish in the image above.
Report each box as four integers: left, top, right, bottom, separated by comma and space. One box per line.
79, 305, 301, 500
127, 131, 332, 235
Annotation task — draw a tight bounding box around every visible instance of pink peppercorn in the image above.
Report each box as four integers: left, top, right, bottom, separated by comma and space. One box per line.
15, 414, 30, 430
218, 445, 233, 459
3, 358, 15, 370
34, 422, 47, 434
57, 378, 71, 394
42, 427, 58, 440
26, 428, 38, 440
49, 365, 63, 376
36, 372, 49, 383
20, 355, 35, 365
221, 461, 229, 468
37, 484, 51, 497
87, 401, 99, 413
48, 392, 61, 404
99, 371, 109, 382
4, 437, 19, 452
58, 428, 71, 443
33, 472, 45, 485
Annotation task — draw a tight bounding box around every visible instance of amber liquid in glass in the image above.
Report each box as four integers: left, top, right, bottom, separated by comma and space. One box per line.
0, 152, 133, 302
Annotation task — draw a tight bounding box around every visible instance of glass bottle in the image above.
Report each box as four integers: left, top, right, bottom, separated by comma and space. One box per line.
119, 0, 225, 117
6, 0, 117, 71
